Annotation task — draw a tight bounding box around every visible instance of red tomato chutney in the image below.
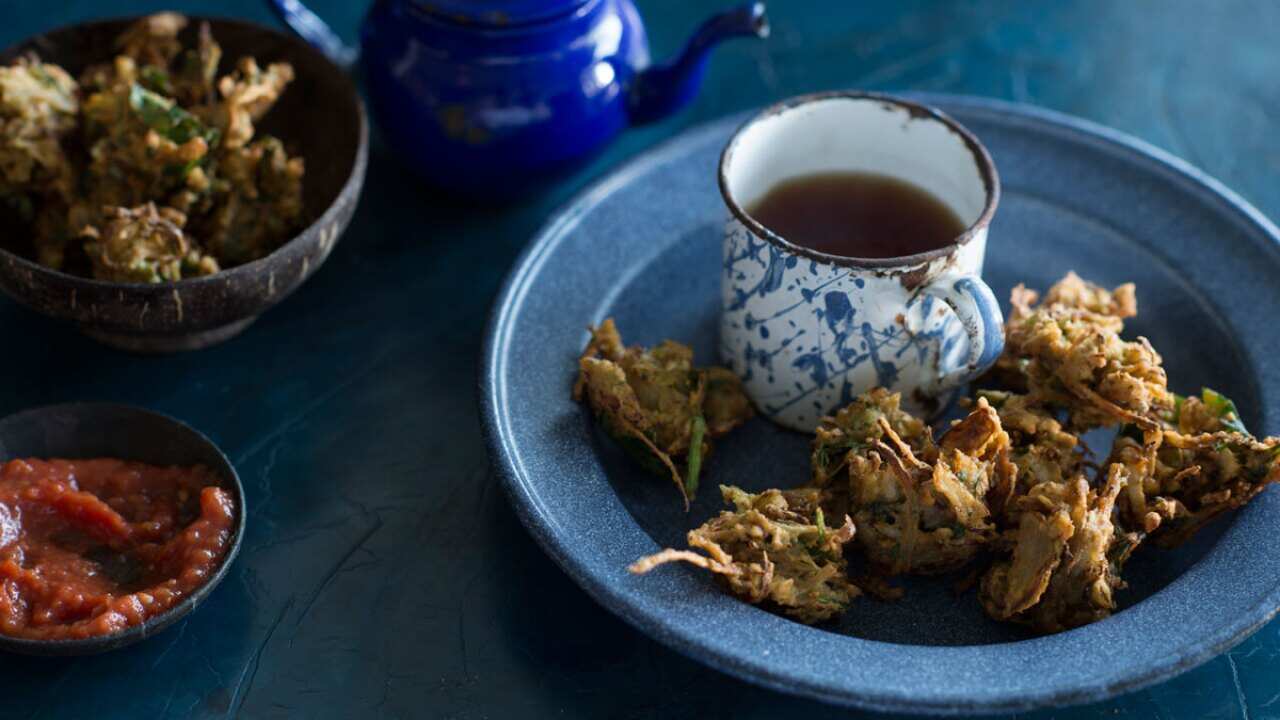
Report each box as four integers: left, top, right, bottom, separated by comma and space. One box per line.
0, 458, 235, 640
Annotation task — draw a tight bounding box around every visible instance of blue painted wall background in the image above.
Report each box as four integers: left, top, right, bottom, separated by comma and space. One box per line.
0, 0, 1277, 717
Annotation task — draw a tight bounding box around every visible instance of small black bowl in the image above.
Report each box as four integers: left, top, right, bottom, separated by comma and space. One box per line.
0, 403, 245, 656
0, 16, 369, 352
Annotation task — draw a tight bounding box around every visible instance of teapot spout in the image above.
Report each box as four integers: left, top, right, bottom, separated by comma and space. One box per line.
628, 2, 769, 125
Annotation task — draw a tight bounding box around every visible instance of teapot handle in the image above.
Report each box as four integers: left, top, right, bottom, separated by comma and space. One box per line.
264, 0, 359, 69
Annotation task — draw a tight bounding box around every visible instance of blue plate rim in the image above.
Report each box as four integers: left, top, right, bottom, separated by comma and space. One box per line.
479, 93, 1280, 715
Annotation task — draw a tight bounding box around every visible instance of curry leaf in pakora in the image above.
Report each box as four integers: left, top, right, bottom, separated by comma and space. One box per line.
1184, 387, 1249, 436
128, 83, 220, 148
573, 319, 753, 508
630, 485, 859, 624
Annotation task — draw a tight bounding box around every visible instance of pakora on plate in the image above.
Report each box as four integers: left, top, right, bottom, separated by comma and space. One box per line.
630, 485, 859, 624
810, 389, 1012, 576
996, 272, 1171, 431
0, 13, 305, 282
975, 276, 1280, 633
979, 465, 1140, 633
574, 318, 753, 508
622, 271, 1280, 637
977, 390, 1088, 520
1108, 388, 1280, 547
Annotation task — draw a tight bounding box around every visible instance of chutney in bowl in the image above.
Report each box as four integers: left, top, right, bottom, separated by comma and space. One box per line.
0, 403, 244, 655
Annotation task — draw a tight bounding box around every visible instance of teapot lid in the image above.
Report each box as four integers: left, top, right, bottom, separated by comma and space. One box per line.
414, 0, 592, 26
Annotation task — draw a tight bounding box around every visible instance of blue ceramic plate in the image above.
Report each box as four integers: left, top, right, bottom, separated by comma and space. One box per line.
480, 95, 1280, 715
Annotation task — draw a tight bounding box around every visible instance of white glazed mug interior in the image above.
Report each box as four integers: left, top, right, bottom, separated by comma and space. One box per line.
717, 92, 1003, 431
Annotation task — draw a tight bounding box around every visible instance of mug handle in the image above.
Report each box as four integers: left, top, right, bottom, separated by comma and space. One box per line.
264, 0, 359, 69
918, 272, 1005, 392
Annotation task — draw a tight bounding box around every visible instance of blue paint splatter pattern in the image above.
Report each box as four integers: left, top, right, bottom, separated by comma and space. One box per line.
720, 220, 969, 428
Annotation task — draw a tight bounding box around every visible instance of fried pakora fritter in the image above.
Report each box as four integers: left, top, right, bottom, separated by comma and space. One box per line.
1, 14, 305, 281
1039, 271, 1137, 319
975, 278, 1280, 633
80, 202, 217, 282
194, 135, 304, 265
0, 57, 78, 200
810, 387, 935, 491
1107, 388, 1280, 547
810, 390, 1011, 575
115, 11, 187, 69
574, 319, 753, 508
630, 485, 859, 623
980, 465, 1139, 633
203, 57, 294, 151
997, 273, 1171, 431
976, 390, 1087, 520
81, 81, 218, 208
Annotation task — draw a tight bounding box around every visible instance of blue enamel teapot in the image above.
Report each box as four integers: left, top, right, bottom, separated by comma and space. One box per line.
267, 0, 768, 194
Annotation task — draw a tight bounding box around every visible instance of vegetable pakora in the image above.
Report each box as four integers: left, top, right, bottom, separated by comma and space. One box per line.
976, 278, 1280, 633
630, 485, 859, 623
997, 272, 1171, 431
0, 13, 305, 282
80, 202, 217, 282
1108, 388, 1280, 547
811, 390, 1012, 576
980, 465, 1139, 633
977, 390, 1087, 521
574, 319, 753, 508
0, 58, 78, 201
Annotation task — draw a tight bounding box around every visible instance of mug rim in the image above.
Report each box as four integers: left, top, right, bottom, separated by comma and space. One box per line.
717, 90, 1001, 269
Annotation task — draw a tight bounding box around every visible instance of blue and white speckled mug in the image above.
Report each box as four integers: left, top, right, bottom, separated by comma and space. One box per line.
719, 92, 1004, 431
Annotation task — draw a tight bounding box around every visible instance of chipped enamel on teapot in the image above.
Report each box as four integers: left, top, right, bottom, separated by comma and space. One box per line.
267, 0, 769, 194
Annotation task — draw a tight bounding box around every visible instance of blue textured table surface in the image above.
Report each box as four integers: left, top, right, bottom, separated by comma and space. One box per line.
1, 1, 1277, 718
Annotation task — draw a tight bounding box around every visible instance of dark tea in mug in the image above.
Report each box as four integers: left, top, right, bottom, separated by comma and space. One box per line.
745, 170, 966, 259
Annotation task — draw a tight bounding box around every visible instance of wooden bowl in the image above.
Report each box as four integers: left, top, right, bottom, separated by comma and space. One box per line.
0, 16, 368, 352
